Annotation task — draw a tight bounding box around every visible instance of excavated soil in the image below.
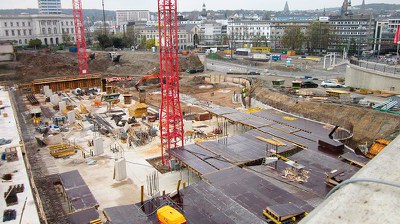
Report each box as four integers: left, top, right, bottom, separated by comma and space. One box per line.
255, 89, 400, 147
2, 51, 204, 84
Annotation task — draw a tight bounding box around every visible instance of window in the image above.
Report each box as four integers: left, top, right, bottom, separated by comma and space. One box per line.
10, 22, 13, 27
4, 22, 7, 27
29, 29, 32, 35
66, 28, 69, 33
23, 30, 26, 35
5, 30, 9, 36
54, 28, 57, 34
47, 21, 51, 25
61, 22, 64, 26
17, 30, 21, 36
62, 28, 65, 34
25, 39, 27, 44
28, 22, 31, 26
71, 28, 74, 34
16, 22, 19, 27
53, 21, 57, 25
22, 22, 25, 26
19, 39, 22, 44
48, 28, 51, 34
41, 21, 45, 25
42, 28, 46, 34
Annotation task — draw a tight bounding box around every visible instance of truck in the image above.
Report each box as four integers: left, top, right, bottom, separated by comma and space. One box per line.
205, 48, 217, 54
251, 53, 270, 62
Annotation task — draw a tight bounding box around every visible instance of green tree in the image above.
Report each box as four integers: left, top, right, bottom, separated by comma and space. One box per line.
146, 38, 156, 49
62, 34, 71, 45
349, 38, 357, 56
97, 34, 112, 49
29, 39, 42, 48
111, 37, 124, 48
306, 22, 334, 53
281, 26, 304, 51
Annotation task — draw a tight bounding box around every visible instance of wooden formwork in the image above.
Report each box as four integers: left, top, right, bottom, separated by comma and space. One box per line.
19, 75, 102, 94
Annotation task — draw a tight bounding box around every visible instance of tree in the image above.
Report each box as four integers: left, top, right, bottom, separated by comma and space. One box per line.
349, 38, 357, 56
281, 26, 304, 51
62, 34, 71, 45
111, 37, 124, 49
145, 38, 156, 49
97, 34, 112, 49
306, 22, 334, 53
29, 39, 42, 48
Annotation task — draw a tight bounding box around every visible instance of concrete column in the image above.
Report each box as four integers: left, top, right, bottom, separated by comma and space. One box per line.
50, 94, 59, 105
59, 101, 66, 112
43, 85, 50, 95
67, 110, 76, 124
93, 137, 104, 156
114, 158, 127, 181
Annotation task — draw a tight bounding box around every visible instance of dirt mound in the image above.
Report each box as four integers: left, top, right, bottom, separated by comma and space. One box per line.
179, 54, 204, 71
255, 89, 400, 147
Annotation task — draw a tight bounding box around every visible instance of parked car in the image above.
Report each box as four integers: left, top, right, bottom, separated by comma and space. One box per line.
321, 80, 343, 88
186, 67, 204, 74
301, 81, 318, 88
248, 71, 260, 75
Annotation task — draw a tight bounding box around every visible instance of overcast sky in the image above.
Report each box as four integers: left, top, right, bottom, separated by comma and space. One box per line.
0, 0, 398, 11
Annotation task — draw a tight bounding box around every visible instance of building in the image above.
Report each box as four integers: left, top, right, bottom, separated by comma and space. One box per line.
136, 24, 200, 50
328, 15, 375, 53
38, 0, 62, 15
373, 19, 400, 54
200, 22, 227, 45
116, 10, 150, 26
227, 20, 271, 48
0, 14, 76, 46
269, 20, 311, 51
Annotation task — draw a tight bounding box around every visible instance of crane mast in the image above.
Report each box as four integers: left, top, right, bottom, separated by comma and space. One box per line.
157, 0, 184, 164
72, 0, 89, 75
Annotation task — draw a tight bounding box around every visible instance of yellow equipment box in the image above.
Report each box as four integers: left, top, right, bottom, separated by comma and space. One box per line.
157, 206, 186, 224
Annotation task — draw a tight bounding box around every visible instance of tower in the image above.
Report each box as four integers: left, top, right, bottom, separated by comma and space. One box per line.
341, 0, 352, 17
284, 1, 290, 14
201, 3, 207, 18
158, 0, 184, 164
72, 0, 89, 75
361, 0, 366, 14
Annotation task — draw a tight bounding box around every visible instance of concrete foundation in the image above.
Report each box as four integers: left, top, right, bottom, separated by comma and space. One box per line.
345, 64, 400, 91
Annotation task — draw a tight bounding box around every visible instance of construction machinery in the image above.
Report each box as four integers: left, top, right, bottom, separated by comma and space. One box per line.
108, 52, 122, 62
158, 0, 185, 164
72, 0, 89, 75
134, 74, 160, 91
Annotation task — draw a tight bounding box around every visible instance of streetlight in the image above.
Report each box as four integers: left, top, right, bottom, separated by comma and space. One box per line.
357, 24, 362, 60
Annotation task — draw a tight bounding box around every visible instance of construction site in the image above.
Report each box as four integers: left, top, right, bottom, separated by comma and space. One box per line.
1, 1, 400, 224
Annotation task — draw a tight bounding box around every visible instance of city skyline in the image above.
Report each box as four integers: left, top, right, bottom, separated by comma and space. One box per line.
0, 0, 399, 12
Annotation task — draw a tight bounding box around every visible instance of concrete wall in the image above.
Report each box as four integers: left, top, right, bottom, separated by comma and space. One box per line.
345, 64, 400, 91
300, 134, 400, 224
0, 44, 13, 54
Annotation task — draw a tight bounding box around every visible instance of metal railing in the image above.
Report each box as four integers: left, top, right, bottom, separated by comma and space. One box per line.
350, 58, 400, 75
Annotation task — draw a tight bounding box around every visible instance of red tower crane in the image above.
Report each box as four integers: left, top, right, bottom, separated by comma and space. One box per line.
157, 0, 184, 164
72, 0, 89, 75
